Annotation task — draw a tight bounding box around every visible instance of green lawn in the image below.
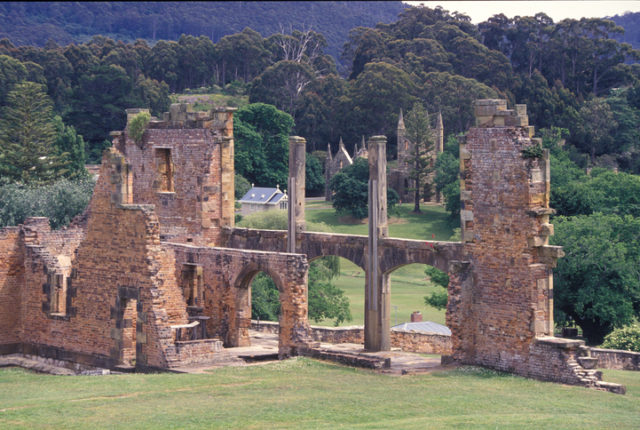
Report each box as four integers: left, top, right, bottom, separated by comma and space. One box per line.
305, 202, 455, 327
314, 258, 446, 327
306, 202, 457, 240
1, 360, 639, 429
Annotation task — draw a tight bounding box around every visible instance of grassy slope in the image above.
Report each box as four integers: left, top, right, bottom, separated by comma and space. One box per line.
306, 203, 457, 327
1, 361, 639, 429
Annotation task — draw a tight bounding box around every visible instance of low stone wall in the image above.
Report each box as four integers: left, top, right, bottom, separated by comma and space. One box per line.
591, 348, 640, 371
391, 330, 452, 355
250, 321, 451, 354
169, 339, 224, 367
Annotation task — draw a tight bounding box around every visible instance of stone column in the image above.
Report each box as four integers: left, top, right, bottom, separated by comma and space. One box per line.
288, 136, 306, 253
365, 136, 390, 351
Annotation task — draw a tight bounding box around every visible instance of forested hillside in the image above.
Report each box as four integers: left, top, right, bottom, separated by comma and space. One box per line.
610, 12, 640, 50
0, 1, 406, 68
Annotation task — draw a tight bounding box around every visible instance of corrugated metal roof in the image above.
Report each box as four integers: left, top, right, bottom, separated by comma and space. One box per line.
239, 187, 280, 204
391, 321, 451, 336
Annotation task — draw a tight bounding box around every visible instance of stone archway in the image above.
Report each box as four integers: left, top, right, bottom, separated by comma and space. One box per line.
230, 260, 310, 358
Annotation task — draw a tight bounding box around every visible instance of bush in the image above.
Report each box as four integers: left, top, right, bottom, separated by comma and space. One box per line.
0, 177, 95, 229
601, 325, 640, 352
128, 111, 151, 144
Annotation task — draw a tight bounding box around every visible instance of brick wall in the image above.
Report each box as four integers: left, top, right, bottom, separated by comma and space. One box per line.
0, 227, 23, 346
168, 243, 311, 358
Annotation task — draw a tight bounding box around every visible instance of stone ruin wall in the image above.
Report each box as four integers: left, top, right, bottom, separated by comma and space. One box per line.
111, 105, 235, 246
0, 99, 627, 392
0, 227, 23, 349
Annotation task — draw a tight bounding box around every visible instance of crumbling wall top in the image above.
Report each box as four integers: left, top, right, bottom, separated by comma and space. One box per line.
125, 104, 237, 131
474, 99, 529, 129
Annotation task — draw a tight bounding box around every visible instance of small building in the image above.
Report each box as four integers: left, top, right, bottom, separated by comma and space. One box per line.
391, 321, 451, 336
238, 185, 288, 216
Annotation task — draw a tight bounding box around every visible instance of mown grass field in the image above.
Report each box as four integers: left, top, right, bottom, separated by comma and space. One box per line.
1, 360, 639, 429
306, 202, 456, 327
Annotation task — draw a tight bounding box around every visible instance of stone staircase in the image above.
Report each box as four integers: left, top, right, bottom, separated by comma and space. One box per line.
569, 345, 625, 394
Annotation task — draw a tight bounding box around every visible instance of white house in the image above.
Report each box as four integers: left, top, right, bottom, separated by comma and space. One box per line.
238, 185, 288, 216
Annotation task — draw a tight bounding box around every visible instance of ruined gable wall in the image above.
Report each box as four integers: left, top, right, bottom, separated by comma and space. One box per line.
124, 128, 222, 245
18, 149, 190, 369
119, 107, 235, 247
0, 227, 23, 347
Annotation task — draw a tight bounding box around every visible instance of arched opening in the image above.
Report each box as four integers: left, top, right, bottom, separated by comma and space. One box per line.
227, 267, 286, 349
384, 263, 451, 356
307, 255, 362, 327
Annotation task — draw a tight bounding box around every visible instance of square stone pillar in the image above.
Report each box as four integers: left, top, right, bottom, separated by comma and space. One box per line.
365, 136, 390, 351
288, 136, 306, 253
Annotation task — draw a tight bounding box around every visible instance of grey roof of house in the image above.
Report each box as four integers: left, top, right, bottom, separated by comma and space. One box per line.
239, 187, 284, 204
391, 321, 451, 336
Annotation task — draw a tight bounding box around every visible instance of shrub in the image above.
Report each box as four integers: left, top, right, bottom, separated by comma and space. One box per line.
128, 111, 151, 144
601, 325, 640, 352
0, 177, 95, 229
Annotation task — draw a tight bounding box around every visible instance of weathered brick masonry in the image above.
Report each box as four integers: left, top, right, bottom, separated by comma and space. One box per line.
447, 100, 623, 393
0, 100, 625, 393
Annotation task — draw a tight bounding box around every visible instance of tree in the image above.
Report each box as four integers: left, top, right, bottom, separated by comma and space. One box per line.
305, 153, 325, 197
404, 102, 435, 213
0, 176, 95, 229
233, 103, 294, 187
574, 98, 617, 164
551, 213, 640, 344
349, 61, 417, 139
0, 54, 27, 105
52, 115, 86, 179
330, 157, 399, 219
0, 82, 69, 184
434, 136, 461, 222
424, 266, 450, 310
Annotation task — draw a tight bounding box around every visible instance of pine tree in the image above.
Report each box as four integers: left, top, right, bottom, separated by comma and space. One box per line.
0, 82, 70, 184
404, 102, 435, 213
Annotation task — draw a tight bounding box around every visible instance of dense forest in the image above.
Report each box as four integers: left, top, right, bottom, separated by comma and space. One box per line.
1, 4, 640, 346
0, 1, 406, 70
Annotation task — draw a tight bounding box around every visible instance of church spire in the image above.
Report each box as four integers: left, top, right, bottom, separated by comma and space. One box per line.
397, 109, 405, 130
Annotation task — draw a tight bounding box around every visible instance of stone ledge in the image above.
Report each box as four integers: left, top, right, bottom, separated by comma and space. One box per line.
535, 336, 585, 349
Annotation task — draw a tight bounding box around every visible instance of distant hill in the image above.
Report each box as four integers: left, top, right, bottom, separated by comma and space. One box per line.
0, 1, 406, 64
609, 11, 640, 50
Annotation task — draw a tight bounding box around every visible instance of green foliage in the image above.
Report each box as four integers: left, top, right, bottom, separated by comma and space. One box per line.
128, 111, 151, 144
0, 177, 95, 229
0, 81, 70, 184
424, 266, 449, 310
0, 54, 27, 105
521, 144, 544, 159
435, 144, 461, 221
305, 153, 325, 197
308, 265, 352, 325
601, 325, 640, 352
251, 272, 280, 321
234, 103, 293, 187
234, 173, 251, 200
551, 213, 640, 344
52, 115, 87, 179
404, 102, 435, 212
425, 266, 449, 287
330, 157, 399, 219
425, 290, 448, 310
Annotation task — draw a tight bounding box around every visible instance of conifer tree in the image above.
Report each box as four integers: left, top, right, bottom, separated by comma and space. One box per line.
404, 102, 435, 213
0, 82, 70, 184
